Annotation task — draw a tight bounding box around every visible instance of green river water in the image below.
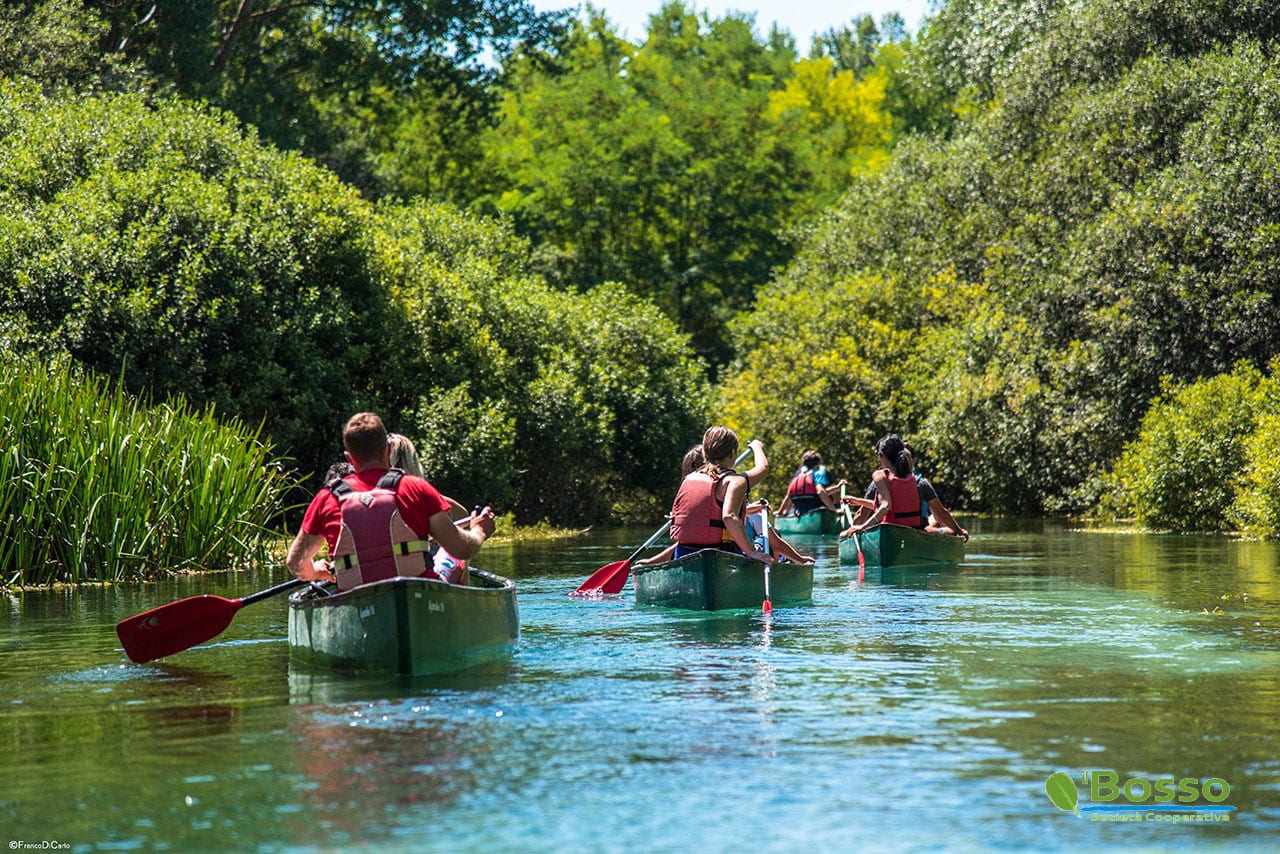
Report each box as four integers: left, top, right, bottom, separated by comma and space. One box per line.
2, 518, 1278, 851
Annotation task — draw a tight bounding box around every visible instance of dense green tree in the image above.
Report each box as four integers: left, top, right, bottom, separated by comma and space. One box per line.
915, 0, 1068, 103
480, 2, 889, 364
74, 0, 567, 195
721, 0, 1280, 516
366, 202, 709, 522
1098, 363, 1279, 532
0, 80, 387, 473
810, 13, 902, 77
0, 0, 132, 90
0, 80, 708, 524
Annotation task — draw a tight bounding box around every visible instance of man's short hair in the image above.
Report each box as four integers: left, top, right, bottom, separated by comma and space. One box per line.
343, 412, 387, 465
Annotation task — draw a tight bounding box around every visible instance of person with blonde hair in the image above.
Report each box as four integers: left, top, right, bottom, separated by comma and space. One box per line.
387, 431, 475, 583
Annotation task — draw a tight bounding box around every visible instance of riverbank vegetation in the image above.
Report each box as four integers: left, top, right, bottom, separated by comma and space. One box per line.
0, 79, 708, 537
0, 354, 291, 586
1097, 362, 1280, 537
4, 0, 1280, 589
719, 1, 1280, 528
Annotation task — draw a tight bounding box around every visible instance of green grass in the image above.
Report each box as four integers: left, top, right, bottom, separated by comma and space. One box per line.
1, 354, 296, 586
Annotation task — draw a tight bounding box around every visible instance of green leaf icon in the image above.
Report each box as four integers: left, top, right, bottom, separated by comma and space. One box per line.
1045, 771, 1081, 816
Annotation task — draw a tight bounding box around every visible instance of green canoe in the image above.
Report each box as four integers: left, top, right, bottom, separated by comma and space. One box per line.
838, 523, 964, 569
771, 509, 843, 536
633, 548, 813, 611
287, 569, 518, 675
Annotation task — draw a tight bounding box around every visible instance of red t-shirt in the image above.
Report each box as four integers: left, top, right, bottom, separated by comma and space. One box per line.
301, 468, 451, 553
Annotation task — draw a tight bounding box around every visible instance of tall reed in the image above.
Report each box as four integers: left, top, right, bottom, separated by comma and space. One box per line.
1, 354, 295, 586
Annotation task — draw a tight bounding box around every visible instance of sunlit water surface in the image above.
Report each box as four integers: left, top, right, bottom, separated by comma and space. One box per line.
3, 519, 1279, 851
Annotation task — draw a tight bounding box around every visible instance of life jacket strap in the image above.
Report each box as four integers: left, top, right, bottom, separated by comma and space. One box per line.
336, 538, 431, 573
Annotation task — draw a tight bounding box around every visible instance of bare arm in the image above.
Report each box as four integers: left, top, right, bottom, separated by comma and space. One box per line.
721, 476, 768, 561
441, 494, 469, 519
741, 439, 768, 486
927, 499, 969, 540
817, 486, 840, 511
428, 505, 495, 560
853, 473, 892, 533
285, 529, 335, 582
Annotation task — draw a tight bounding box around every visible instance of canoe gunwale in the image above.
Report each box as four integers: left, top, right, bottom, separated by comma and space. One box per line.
289, 568, 516, 610
632, 548, 812, 610
287, 569, 519, 675
838, 523, 964, 569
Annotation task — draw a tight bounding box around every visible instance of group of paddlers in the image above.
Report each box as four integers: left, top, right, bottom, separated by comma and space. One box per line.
783, 433, 968, 540
286, 414, 966, 593
649, 426, 968, 567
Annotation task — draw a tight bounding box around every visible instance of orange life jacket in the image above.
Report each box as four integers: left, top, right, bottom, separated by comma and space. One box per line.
670, 471, 729, 545
880, 470, 925, 528
329, 469, 433, 591
786, 469, 818, 498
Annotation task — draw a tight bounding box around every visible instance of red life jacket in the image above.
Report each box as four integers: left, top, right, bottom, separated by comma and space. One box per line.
329, 469, 433, 591
880, 470, 925, 528
786, 469, 818, 498
670, 471, 728, 546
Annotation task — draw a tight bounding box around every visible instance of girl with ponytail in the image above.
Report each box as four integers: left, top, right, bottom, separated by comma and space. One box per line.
842, 434, 968, 540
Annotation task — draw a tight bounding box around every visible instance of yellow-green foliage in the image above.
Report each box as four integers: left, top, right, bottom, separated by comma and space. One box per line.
1228, 412, 1280, 538
720, 271, 927, 498
767, 57, 893, 176
1098, 363, 1280, 533
0, 352, 293, 586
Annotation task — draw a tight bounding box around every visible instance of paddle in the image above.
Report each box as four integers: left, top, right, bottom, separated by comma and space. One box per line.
117, 577, 307, 663
570, 521, 674, 596
760, 504, 773, 615
839, 482, 866, 581
854, 531, 866, 583
571, 444, 756, 596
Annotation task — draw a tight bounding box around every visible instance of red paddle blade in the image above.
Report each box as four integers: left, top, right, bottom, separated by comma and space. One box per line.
116, 595, 243, 663
596, 562, 632, 595
762, 599, 772, 615
570, 559, 629, 596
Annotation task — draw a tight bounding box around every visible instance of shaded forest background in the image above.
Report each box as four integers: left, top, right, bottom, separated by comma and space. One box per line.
3, 0, 1280, 535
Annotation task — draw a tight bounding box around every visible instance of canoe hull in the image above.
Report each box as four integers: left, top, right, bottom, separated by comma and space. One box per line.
633, 549, 813, 611
772, 509, 842, 536
838, 523, 964, 568
287, 570, 518, 675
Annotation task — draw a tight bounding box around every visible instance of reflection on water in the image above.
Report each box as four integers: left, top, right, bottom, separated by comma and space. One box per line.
2, 519, 1279, 849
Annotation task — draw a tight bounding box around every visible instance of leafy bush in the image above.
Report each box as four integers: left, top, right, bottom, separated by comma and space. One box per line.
1097, 363, 1276, 531
369, 200, 710, 522
0, 352, 292, 585
0, 80, 387, 474
1228, 412, 1280, 538
733, 4, 1280, 516
0, 81, 711, 527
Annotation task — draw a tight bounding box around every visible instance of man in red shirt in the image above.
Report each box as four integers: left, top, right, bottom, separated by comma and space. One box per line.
285, 412, 495, 588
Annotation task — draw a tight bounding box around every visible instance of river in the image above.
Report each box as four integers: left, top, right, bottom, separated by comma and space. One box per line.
2, 519, 1278, 851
